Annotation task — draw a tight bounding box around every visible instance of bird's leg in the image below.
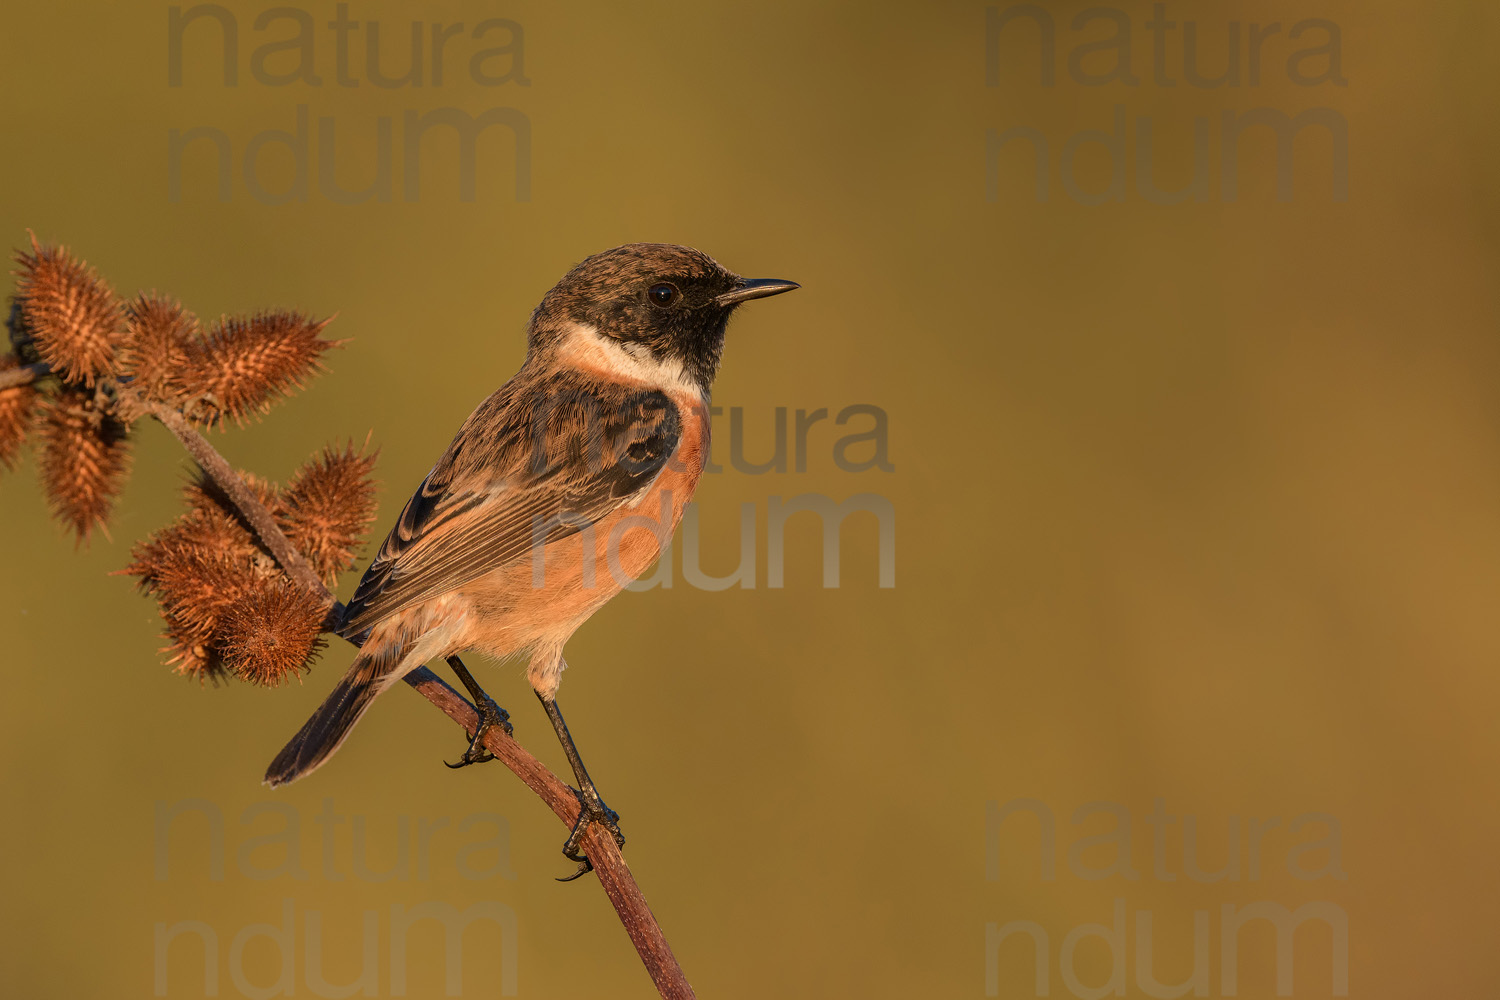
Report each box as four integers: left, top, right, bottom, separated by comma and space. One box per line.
537, 691, 624, 881
443, 655, 512, 769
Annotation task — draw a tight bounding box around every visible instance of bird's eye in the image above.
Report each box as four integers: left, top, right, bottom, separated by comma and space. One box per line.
647, 283, 679, 307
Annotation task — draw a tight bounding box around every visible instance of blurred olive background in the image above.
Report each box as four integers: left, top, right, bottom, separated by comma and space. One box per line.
1, 0, 1496, 996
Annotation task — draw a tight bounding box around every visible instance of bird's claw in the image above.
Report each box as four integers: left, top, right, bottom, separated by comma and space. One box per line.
555, 786, 625, 881
444, 696, 512, 769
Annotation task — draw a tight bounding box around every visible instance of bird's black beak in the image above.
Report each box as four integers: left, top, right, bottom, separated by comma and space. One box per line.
715, 277, 800, 307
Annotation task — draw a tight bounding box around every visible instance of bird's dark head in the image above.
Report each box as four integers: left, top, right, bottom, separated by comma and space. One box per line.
530, 243, 798, 391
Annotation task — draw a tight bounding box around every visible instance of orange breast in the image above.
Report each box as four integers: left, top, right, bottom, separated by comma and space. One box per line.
595, 389, 708, 581
457, 389, 709, 658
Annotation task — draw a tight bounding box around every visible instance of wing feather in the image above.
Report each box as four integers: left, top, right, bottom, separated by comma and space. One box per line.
338, 376, 681, 637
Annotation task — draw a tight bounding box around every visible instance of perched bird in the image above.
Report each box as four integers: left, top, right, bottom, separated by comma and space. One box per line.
265, 243, 797, 874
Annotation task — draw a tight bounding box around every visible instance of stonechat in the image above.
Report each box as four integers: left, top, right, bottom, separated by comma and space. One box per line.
265, 243, 798, 874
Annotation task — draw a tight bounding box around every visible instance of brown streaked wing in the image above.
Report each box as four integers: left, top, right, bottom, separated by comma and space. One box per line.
338, 377, 680, 638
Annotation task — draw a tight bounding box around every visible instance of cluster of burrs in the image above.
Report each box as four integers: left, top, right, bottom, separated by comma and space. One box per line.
0, 235, 377, 687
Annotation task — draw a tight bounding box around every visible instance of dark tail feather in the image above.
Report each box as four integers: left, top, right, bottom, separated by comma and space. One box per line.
264, 652, 389, 787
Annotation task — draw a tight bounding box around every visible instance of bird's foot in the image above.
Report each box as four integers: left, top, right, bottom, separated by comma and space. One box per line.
556, 786, 625, 882
445, 695, 512, 769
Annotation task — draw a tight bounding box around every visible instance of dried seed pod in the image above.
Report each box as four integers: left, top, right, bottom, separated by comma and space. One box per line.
0, 355, 37, 470
125, 529, 256, 638
13, 238, 124, 386
218, 576, 328, 687
280, 443, 378, 582
36, 385, 131, 543
179, 310, 338, 425
123, 467, 334, 685
161, 616, 227, 685
124, 522, 261, 683
121, 293, 197, 408
171, 501, 261, 565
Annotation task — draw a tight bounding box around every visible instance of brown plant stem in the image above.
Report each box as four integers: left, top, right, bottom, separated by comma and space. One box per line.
150, 403, 327, 600
149, 402, 696, 1000
0, 361, 48, 391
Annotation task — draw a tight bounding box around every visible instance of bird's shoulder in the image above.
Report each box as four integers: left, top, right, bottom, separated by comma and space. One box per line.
435, 365, 684, 494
